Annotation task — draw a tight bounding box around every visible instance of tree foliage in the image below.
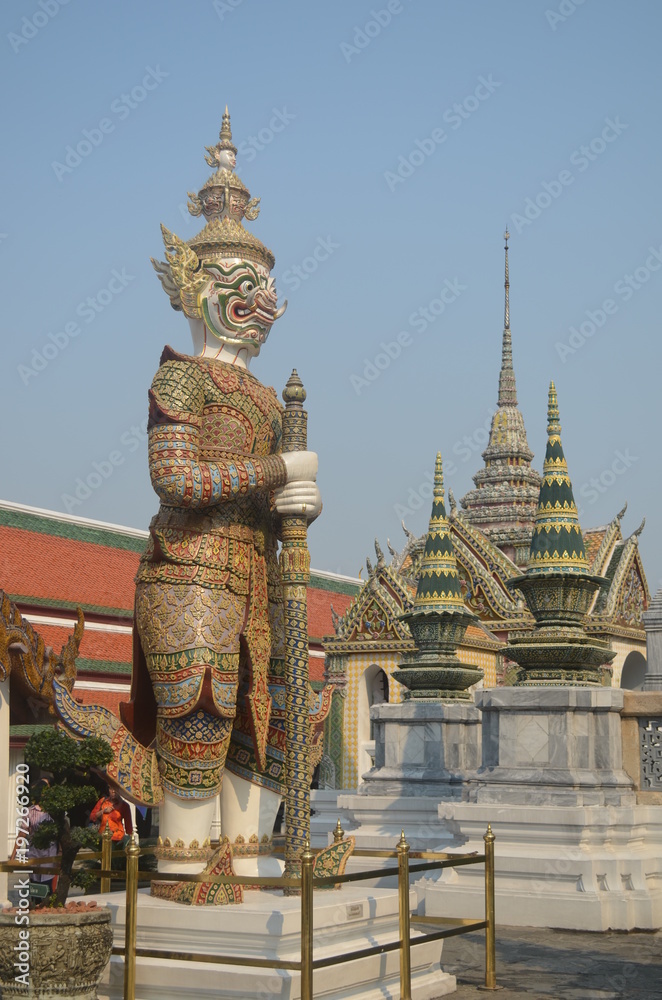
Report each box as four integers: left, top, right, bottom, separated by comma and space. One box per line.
23, 728, 114, 907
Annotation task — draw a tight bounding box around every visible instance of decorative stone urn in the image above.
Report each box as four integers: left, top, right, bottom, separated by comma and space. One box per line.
0, 908, 113, 1000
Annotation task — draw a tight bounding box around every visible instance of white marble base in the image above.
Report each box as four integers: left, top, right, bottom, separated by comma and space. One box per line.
336, 794, 453, 852
96, 886, 456, 999
422, 800, 662, 931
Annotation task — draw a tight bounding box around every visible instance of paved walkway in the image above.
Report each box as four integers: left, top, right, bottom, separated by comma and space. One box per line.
440, 925, 662, 998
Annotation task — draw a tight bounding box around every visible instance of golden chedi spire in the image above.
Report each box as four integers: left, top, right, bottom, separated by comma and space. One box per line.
395, 453, 482, 701
412, 453, 465, 614
460, 232, 542, 567
528, 381, 589, 576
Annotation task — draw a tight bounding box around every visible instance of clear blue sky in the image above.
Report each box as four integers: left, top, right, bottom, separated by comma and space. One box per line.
1, 0, 661, 594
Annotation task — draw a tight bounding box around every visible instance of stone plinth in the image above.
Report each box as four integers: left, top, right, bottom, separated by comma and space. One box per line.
361, 701, 481, 798
421, 686, 662, 931
466, 687, 634, 806
422, 798, 662, 931
96, 886, 456, 1000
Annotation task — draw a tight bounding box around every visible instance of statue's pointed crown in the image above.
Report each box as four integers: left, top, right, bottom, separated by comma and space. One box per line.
152, 107, 275, 317
528, 381, 589, 575
412, 453, 466, 613
188, 106, 274, 271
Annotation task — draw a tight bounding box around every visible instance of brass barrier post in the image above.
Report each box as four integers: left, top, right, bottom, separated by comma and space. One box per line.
124, 837, 140, 1000
100, 825, 113, 894
397, 831, 412, 1000
301, 841, 314, 1000
484, 824, 497, 990
333, 819, 345, 843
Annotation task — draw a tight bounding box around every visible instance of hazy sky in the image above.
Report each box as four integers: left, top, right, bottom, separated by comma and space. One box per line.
1, 0, 660, 593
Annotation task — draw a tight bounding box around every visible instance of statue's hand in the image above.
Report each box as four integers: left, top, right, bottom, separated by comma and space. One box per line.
282, 450, 318, 483
273, 480, 322, 518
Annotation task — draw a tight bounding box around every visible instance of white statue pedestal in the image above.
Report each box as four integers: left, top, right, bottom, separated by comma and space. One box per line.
96, 886, 456, 1000
423, 687, 662, 931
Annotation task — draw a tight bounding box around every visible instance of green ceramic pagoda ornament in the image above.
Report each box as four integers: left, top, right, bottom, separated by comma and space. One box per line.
505, 382, 615, 685
394, 453, 483, 700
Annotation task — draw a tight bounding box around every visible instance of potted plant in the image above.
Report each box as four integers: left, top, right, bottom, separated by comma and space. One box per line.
0, 728, 116, 999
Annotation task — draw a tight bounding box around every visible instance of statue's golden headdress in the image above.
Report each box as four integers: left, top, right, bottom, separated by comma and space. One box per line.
151, 107, 275, 318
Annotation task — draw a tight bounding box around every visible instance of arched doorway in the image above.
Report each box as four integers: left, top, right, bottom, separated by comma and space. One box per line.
357, 664, 389, 783
620, 650, 648, 690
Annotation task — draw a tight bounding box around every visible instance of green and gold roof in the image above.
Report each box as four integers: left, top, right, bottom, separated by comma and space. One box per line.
412, 453, 465, 613
528, 381, 588, 576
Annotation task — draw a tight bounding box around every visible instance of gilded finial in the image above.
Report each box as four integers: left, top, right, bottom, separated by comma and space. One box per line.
282, 369, 306, 406
219, 105, 237, 153
433, 452, 444, 502
547, 380, 561, 436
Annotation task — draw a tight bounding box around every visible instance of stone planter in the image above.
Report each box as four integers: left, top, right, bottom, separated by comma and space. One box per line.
0, 907, 113, 999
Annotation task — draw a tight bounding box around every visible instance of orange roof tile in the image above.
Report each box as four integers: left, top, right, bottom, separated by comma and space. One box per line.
2, 525, 140, 612
29, 622, 132, 665
308, 587, 354, 640
584, 528, 606, 568
73, 687, 129, 717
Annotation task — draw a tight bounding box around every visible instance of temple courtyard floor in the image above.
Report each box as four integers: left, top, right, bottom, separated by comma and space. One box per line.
439, 924, 662, 998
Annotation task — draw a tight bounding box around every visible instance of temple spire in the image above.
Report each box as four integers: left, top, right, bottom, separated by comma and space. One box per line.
459, 231, 541, 567
528, 381, 588, 576
411, 453, 465, 614
504, 228, 510, 331
498, 229, 517, 407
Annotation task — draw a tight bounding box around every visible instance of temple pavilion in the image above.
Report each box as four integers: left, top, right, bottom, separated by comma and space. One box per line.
320, 234, 650, 791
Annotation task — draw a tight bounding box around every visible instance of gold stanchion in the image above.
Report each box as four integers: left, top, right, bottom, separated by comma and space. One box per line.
301, 840, 314, 1000
332, 819, 345, 844
123, 836, 140, 1000
397, 830, 412, 1000
483, 823, 498, 990
100, 825, 113, 894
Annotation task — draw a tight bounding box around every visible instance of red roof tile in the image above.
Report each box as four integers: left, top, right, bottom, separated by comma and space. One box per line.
2, 526, 140, 612
73, 687, 129, 716
308, 587, 354, 640
30, 622, 132, 664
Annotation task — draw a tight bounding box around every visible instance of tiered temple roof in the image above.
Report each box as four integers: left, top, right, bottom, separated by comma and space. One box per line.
460, 232, 541, 566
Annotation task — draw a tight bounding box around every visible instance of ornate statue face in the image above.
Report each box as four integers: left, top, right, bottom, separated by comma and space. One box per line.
216, 148, 236, 171
199, 260, 286, 354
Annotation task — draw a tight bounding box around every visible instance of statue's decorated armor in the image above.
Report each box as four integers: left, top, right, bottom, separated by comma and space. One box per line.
133, 349, 289, 799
